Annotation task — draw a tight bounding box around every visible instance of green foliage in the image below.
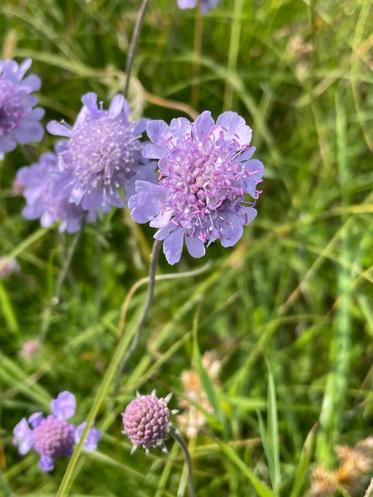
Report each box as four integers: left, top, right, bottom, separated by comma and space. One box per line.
0, 0, 372, 496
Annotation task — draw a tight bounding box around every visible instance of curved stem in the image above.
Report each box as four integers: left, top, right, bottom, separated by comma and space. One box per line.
169, 427, 197, 497
124, 0, 151, 99
114, 239, 162, 385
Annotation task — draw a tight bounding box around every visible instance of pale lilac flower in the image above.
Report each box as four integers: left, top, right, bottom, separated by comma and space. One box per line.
16, 150, 95, 233
177, 0, 220, 13
47, 92, 153, 215
0, 59, 44, 159
122, 391, 175, 454
13, 391, 100, 472
128, 111, 264, 265
0, 256, 20, 278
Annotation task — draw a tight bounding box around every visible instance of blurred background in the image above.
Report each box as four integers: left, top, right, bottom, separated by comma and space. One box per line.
0, 0, 372, 496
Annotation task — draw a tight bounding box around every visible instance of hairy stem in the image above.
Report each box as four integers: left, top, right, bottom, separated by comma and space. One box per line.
124, 0, 151, 99
170, 427, 197, 497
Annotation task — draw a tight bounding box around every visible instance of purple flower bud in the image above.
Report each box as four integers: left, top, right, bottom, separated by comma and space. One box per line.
47, 92, 153, 215
122, 392, 173, 452
128, 111, 264, 264
0, 59, 44, 159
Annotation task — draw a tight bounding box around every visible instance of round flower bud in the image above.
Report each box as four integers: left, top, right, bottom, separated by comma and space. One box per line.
122, 393, 172, 452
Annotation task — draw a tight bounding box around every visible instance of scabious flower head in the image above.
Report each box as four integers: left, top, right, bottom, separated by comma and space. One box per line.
16, 150, 95, 233
0, 59, 44, 159
122, 391, 173, 453
129, 111, 264, 264
177, 0, 220, 13
47, 92, 152, 215
13, 391, 100, 472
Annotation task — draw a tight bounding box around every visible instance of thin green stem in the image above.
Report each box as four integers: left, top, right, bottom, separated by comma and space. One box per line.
191, 3, 203, 108
39, 228, 83, 342
170, 427, 197, 497
8, 227, 48, 259
118, 239, 162, 370
124, 0, 151, 99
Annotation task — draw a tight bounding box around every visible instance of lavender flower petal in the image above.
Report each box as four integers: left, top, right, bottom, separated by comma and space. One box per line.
47, 92, 151, 215
13, 418, 33, 455
0, 58, 44, 159
29, 412, 44, 429
74, 422, 101, 451
51, 391, 76, 420
38, 455, 54, 472
129, 111, 264, 264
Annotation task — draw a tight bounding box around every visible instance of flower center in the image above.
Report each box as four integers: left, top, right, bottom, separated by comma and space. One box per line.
0, 79, 25, 136
68, 117, 141, 194
160, 136, 249, 238
32, 416, 75, 458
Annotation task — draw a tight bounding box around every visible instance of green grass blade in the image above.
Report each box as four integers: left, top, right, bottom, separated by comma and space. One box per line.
220, 444, 276, 497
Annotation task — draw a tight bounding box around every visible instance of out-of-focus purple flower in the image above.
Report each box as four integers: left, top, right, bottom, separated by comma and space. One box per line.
122, 391, 174, 453
0, 59, 44, 160
177, 0, 220, 13
16, 150, 95, 233
0, 256, 20, 278
13, 391, 101, 472
128, 111, 264, 265
47, 92, 153, 215
20, 338, 41, 361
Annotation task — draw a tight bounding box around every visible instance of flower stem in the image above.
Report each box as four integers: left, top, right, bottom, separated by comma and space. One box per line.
113, 239, 162, 395
39, 228, 83, 342
169, 426, 197, 497
191, 3, 203, 108
124, 0, 151, 99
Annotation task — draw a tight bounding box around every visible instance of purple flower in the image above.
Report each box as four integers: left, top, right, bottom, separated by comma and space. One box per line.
0, 59, 44, 159
177, 0, 220, 13
47, 92, 152, 215
16, 150, 95, 233
13, 391, 101, 472
128, 111, 264, 265
122, 391, 174, 454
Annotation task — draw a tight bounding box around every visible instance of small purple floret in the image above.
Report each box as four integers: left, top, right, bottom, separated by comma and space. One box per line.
12, 391, 101, 472
128, 111, 264, 264
177, 0, 220, 13
0, 58, 44, 159
47, 92, 153, 215
16, 149, 95, 233
123, 393, 171, 451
